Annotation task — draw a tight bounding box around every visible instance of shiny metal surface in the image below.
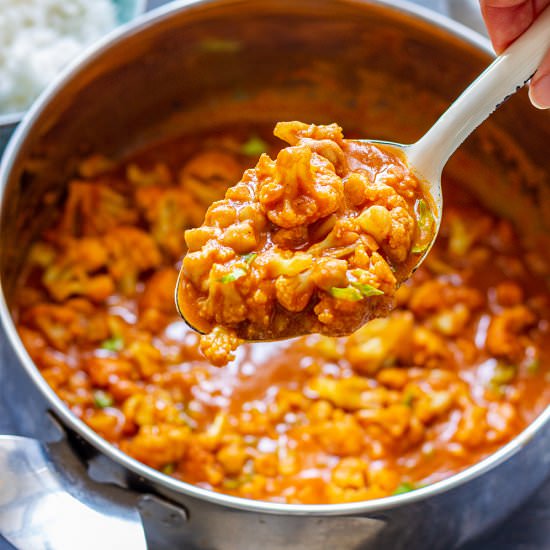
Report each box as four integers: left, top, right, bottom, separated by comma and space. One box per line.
0, 435, 147, 550
0, 1, 549, 548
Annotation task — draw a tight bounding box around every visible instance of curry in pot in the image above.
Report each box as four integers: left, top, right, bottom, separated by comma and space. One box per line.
13, 124, 550, 504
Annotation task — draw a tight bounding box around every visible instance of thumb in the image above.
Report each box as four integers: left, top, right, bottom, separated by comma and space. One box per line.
529, 49, 550, 109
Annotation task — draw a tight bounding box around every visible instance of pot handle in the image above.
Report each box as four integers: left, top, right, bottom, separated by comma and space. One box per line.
0, 435, 148, 550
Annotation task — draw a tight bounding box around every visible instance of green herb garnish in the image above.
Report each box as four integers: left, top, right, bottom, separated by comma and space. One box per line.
448, 217, 472, 257
219, 267, 248, 284
101, 336, 124, 352
412, 199, 435, 254
329, 286, 363, 301
162, 463, 175, 475
199, 38, 242, 53
393, 482, 415, 495
526, 358, 540, 374
93, 390, 113, 409
403, 392, 415, 408
242, 252, 258, 264
351, 281, 384, 297
241, 136, 268, 156
222, 478, 241, 490
490, 362, 517, 386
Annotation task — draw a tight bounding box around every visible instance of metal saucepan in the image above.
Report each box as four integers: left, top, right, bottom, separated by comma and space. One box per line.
1, 1, 550, 548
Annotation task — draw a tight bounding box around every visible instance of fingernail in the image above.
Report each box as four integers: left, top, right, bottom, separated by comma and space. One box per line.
529, 74, 550, 109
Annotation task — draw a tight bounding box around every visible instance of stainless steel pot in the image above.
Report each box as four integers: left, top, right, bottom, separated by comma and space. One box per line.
1, 1, 550, 549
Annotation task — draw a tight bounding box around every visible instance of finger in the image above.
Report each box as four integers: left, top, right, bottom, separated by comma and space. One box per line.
529, 47, 550, 108
482, 0, 530, 6
480, 0, 535, 52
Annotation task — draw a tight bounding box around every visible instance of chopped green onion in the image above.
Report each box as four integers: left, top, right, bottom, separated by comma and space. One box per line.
351, 281, 384, 297
219, 267, 247, 284
403, 392, 415, 408
101, 336, 124, 352
329, 286, 363, 301
162, 463, 175, 475
241, 136, 268, 156
412, 199, 435, 254
448, 217, 472, 257
222, 478, 241, 490
242, 252, 258, 264
526, 358, 540, 374
199, 38, 241, 53
93, 390, 113, 409
393, 482, 415, 495
489, 362, 517, 391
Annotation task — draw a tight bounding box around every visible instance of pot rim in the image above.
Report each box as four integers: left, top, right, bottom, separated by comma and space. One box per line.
2, 0, 548, 516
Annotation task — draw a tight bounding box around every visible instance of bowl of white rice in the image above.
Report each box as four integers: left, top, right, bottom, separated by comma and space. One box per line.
0, 0, 146, 152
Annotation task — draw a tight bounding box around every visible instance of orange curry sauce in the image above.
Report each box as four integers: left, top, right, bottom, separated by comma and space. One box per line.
13, 125, 550, 504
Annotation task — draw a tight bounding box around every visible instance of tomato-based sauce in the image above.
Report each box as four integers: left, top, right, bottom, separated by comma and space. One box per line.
13, 124, 550, 504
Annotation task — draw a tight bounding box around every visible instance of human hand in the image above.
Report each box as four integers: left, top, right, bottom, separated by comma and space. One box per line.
480, 0, 550, 108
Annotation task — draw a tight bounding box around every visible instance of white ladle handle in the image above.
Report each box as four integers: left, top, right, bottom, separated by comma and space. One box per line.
410, 5, 550, 182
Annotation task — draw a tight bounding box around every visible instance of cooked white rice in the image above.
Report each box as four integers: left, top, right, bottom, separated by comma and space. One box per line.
0, 0, 117, 115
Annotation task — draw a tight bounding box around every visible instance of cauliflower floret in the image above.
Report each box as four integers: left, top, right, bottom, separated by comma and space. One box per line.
363, 251, 398, 295
121, 423, 190, 468
135, 186, 205, 258
310, 258, 348, 290
103, 226, 162, 296
78, 154, 115, 178
274, 121, 344, 145
139, 268, 179, 315
331, 457, 368, 489
343, 173, 395, 209
411, 326, 452, 366
385, 206, 415, 263
263, 250, 313, 278
486, 305, 536, 361
86, 356, 135, 387
275, 270, 315, 312
127, 163, 172, 187
356, 403, 413, 438
22, 299, 109, 351
357, 205, 392, 243
180, 150, 243, 206
408, 280, 484, 318
354, 181, 414, 262
306, 219, 360, 257
315, 413, 365, 456
58, 181, 137, 237
122, 390, 185, 427
125, 340, 164, 378
199, 264, 249, 324
200, 326, 242, 366
257, 145, 344, 228
42, 238, 114, 302
345, 312, 414, 374
183, 240, 236, 289
185, 226, 222, 253
221, 221, 258, 254
22, 303, 84, 351
308, 376, 387, 410
314, 291, 389, 334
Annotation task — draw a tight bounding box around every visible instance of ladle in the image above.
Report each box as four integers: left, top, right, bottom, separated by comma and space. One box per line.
371, 5, 550, 264
176, 6, 550, 338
